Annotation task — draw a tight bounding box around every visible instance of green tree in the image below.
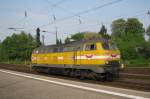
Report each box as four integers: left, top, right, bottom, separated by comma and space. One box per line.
146, 25, 150, 40
1, 36, 13, 61
111, 18, 146, 62
71, 32, 84, 41
26, 33, 37, 60
0, 40, 9, 61
99, 25, 107, 36
83, 32, 102, 40
125, 18, 145, 35
65, 37, 71, 44
71, 32, 102, 41
99, 25, 111, 40
138, 41, 150, 59
64, 32, 102, 44
111, 18, 126, 39
0, 32, 37, 63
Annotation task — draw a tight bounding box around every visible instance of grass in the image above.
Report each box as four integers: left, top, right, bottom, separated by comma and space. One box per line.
0, 60, 31, 65
123, 59, 150, 68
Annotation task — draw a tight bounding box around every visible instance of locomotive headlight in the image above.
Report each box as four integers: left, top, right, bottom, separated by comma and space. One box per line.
105, 61, 109, 64
121, 64, 124, 69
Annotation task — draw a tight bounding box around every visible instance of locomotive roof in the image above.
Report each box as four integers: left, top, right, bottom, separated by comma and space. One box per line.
36, 38, 109, 50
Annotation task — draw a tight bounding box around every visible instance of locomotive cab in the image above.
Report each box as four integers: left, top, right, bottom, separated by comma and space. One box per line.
81, 40, 121, 80
101, 42, 121, 80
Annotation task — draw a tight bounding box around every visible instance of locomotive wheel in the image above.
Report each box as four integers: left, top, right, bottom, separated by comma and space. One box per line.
70, 69, 76, 77
48, 68, 53, 75
63, 69, 70, 76
79, 70, 86, 80
79, 74, 85, 80
105, 72, 113, 81
95, 73, 105, 82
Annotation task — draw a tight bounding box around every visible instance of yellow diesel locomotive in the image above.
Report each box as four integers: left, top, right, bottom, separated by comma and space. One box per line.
31, 39, 121, 81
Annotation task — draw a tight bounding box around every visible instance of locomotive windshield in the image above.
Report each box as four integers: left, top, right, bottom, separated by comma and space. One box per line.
85, 43, 96, 50
102, 42, 118, 50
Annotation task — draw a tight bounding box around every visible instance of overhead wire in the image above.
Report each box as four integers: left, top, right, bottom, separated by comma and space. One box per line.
45, 0, 70, 22
52, 0, 122, 24
29, 2, 150, 37
28, 0, 76, 32
65, 9, 150, 34
45, 0, 78, 16
28, 0, 123, 32
47, 0, 68, 7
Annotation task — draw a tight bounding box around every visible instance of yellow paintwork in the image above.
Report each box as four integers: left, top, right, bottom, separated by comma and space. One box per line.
31, 42, 120, 65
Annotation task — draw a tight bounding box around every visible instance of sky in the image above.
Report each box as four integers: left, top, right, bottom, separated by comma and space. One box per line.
0, 0, 150, 45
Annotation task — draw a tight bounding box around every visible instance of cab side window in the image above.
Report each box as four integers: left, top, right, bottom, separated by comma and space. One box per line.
85, 43, 96, 51
102, 43, 109, 50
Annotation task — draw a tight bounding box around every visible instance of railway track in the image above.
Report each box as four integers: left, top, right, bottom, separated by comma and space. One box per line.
0, 64, 150, 92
